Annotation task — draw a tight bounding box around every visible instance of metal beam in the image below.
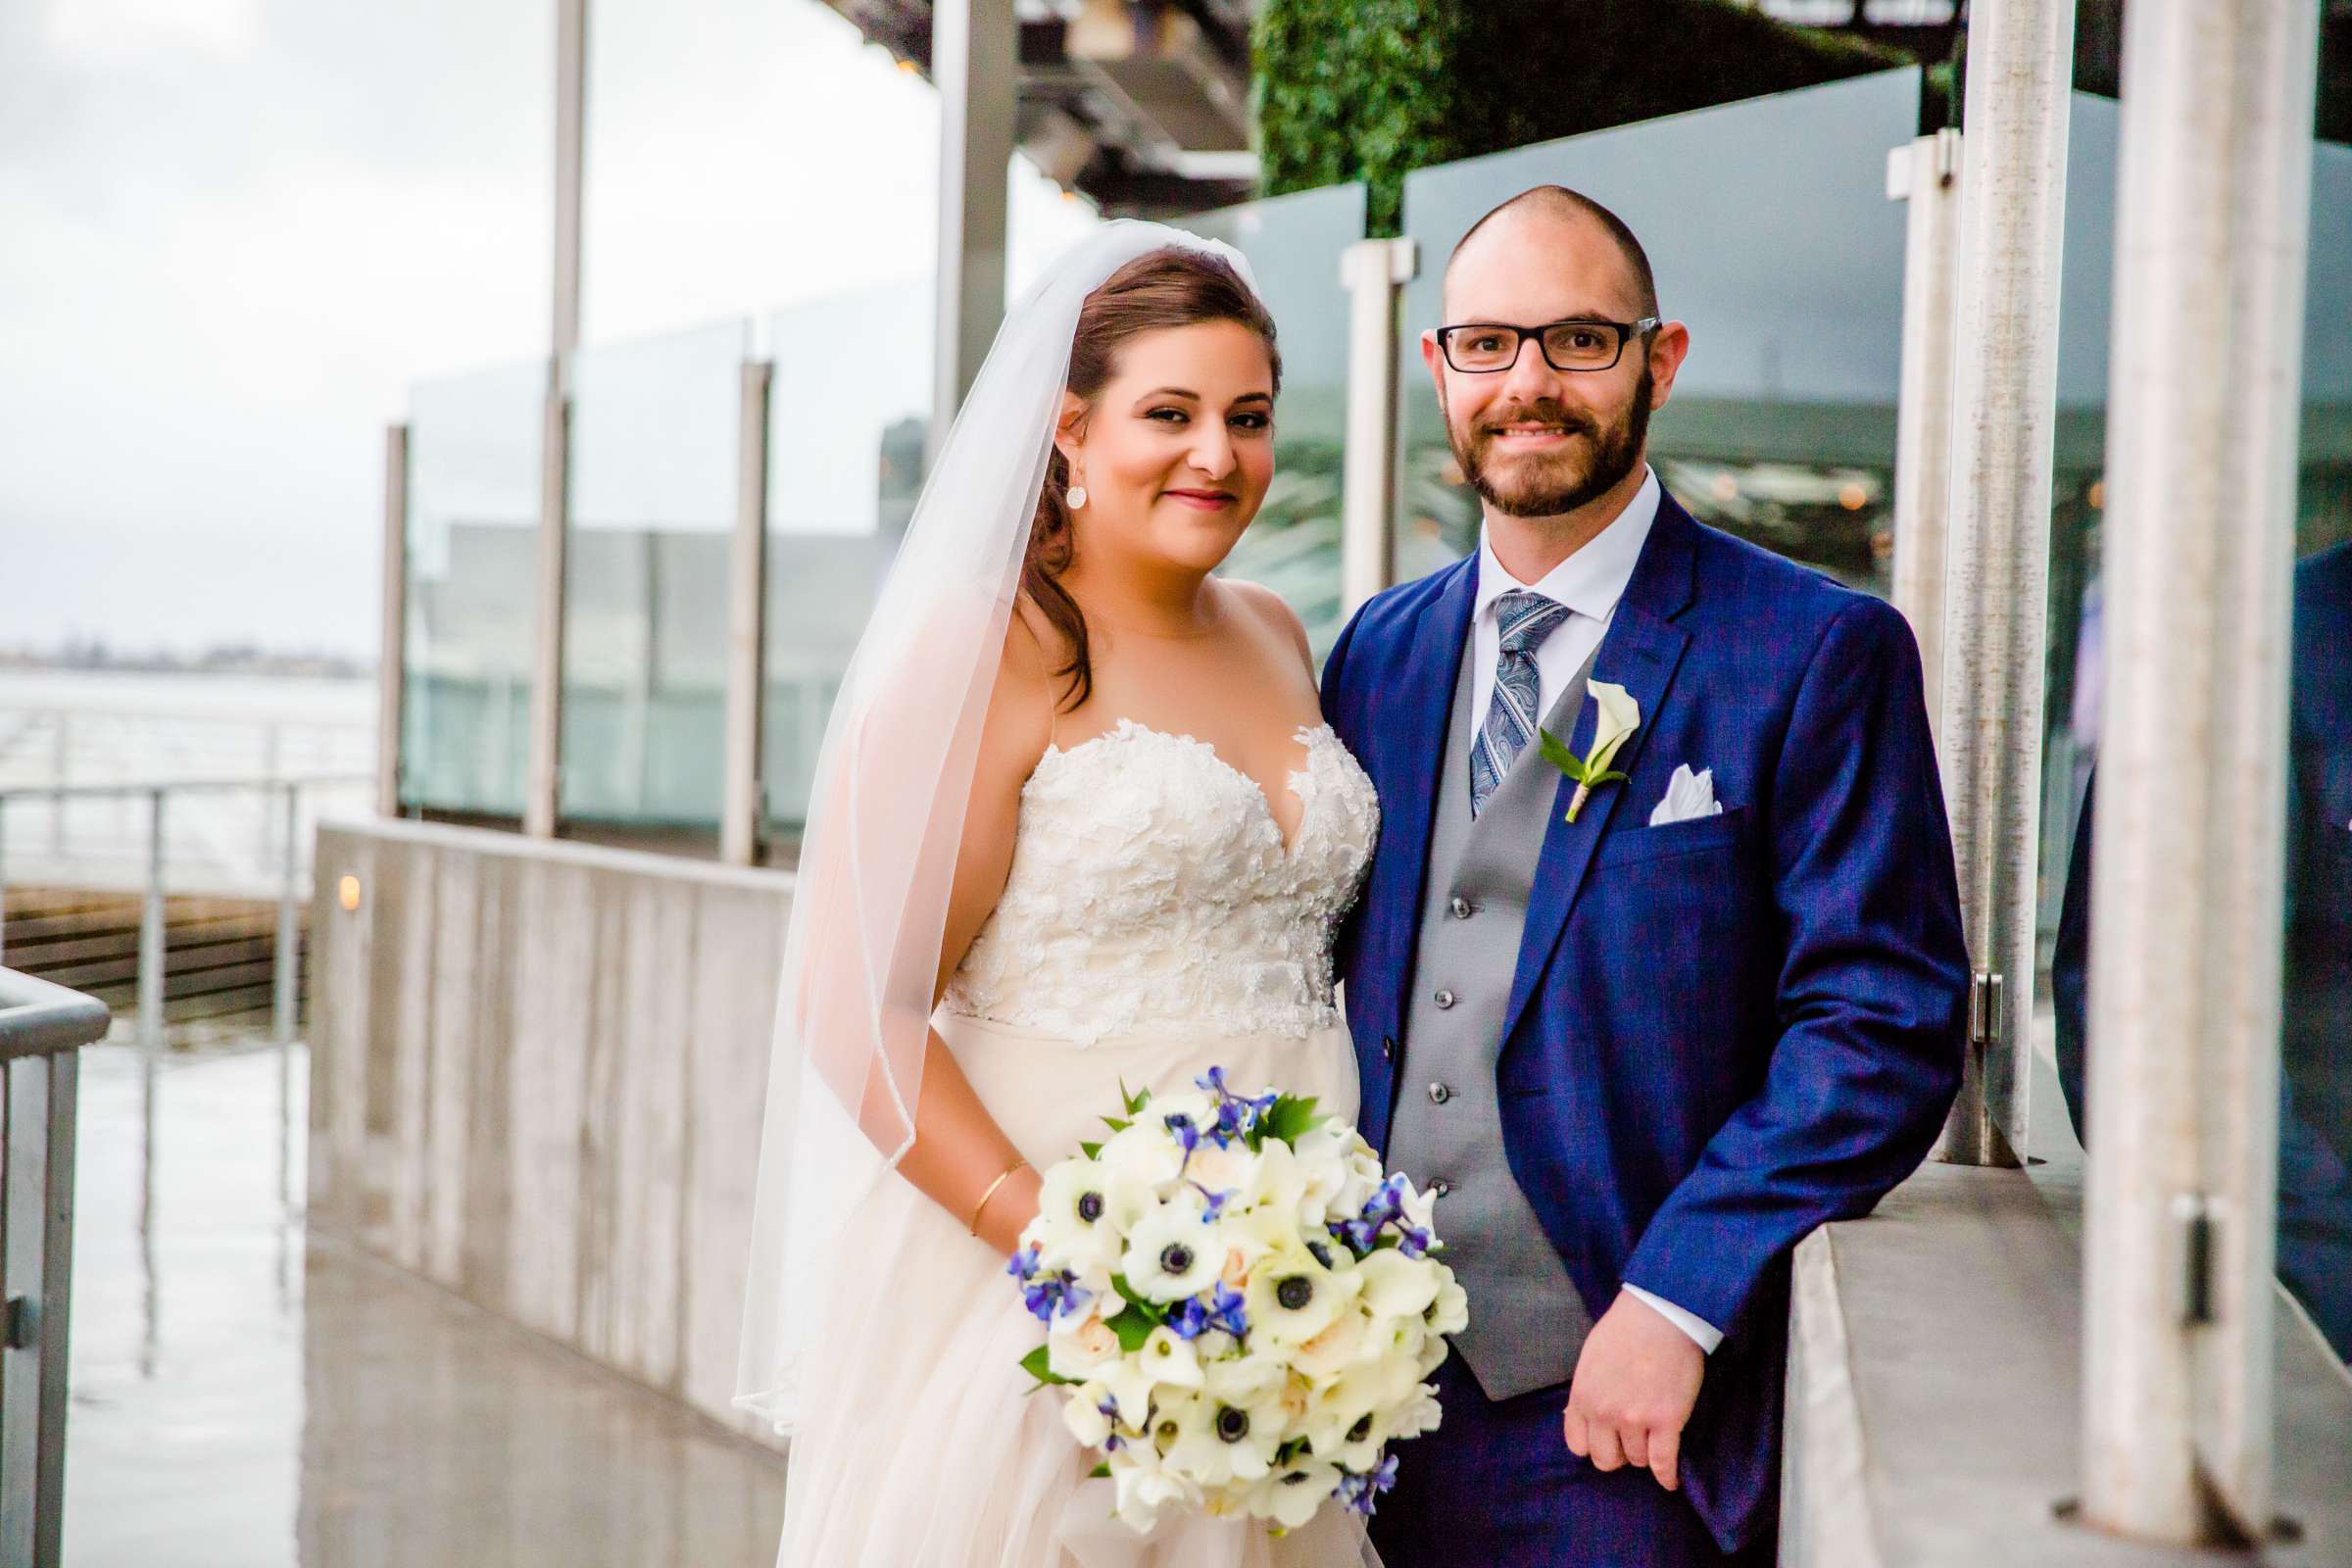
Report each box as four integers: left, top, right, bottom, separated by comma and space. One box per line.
1885, 129, 1963, 751
377, 424, 409, 817
1931, 0, 2077, 1168
526, 0, 588, 839
931, 0, 1017, 442
1339, 237, 1416, 613
2080, 0, 2319, 1542
721, 363, 772, 867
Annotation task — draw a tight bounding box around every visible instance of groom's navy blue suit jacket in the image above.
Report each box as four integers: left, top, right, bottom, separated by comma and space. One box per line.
1321, 491, 1969, 1553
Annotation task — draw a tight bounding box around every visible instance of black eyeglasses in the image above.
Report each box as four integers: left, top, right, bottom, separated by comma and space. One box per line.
1434, 317, 1661, 374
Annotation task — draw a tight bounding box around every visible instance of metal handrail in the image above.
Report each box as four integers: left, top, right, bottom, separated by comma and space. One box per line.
0, 965, 103, 1567
0, 771, 370, 804
0, 969, 112, 1061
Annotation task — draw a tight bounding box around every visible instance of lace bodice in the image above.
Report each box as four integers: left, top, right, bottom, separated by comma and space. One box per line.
942, 718, 1380, 1042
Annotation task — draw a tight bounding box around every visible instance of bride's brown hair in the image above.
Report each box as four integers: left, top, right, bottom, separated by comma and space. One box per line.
1025, 246, 1282, 710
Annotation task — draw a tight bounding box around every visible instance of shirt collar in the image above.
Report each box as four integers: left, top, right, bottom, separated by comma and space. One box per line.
1475, 466, 1661, 627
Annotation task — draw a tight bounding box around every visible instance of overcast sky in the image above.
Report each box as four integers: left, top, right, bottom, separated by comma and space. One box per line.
0, 0, 1097, 659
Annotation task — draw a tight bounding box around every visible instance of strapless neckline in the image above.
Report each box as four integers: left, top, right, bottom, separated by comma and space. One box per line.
1039, 718, 1336, 859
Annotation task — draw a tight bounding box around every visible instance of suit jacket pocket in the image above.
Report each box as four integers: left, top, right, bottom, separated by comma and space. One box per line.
1595, 804, 1749, 867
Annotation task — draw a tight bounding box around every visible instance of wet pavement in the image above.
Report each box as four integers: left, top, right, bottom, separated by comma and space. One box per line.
63, 1044, 786, 1568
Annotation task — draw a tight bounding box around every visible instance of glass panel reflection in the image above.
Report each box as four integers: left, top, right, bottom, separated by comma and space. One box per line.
562, 318, 752, 832
1396, 69, 1922, 587
1183, 183, 1368, 659
760, 280, 935, 837
403, 361, 546, 817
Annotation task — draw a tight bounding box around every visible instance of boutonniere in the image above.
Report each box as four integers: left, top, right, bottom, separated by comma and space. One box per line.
1538, 679, 1642, 823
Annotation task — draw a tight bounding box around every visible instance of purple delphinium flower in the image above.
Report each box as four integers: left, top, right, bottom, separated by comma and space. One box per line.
1007, 1244, 1042, 1282
1205, 1281, 1249, 1340
1337, 1452, 1400, 1515
1020, 1267, 1091, 1325
1098, 1396, 1126, 1450
1190, 1181, 1240, 1223
1166, 1295, 1211, 1341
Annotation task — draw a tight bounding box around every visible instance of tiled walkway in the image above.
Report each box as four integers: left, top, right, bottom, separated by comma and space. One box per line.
63, 1044, 786, 1568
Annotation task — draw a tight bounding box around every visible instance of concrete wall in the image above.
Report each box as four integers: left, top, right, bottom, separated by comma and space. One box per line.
307, 817, 790, 1445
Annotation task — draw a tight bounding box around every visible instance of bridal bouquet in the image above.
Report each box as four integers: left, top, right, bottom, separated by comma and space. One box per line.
1008, 1069, 1466, 1536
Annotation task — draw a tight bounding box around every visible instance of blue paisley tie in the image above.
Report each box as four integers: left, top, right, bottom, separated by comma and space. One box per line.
1470, 590, 1572, 816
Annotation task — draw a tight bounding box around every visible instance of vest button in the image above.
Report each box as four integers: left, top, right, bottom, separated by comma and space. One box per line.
1429, 1178, 1453, 1199
1433, 989, 1456, 1009
1381, 1035, 1396, 1060
1428, 1081, 1452, 1104
1449, 896, 1473, 919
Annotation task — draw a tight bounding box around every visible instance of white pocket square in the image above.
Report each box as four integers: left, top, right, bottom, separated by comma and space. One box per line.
1649, 764, 1725, 826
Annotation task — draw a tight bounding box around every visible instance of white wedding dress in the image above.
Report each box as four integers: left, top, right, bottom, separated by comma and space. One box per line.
774, 717, 1386, 1568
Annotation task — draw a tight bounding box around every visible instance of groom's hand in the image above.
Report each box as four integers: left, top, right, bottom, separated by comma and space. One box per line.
1561, 1291, 1705, 1492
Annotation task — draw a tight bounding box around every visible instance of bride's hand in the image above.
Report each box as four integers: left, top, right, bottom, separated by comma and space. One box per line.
974, 1162, 1046, 1255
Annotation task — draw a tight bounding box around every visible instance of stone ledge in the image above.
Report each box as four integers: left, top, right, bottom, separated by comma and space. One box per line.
1785, 1159, 2352, 1565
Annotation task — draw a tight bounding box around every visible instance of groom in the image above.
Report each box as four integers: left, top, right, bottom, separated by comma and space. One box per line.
1321, 186, 1969, 1564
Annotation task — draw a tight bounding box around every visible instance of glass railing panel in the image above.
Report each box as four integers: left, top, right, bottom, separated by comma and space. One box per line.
1182, 182, 1369, 659
402, 361, 546, 817
562, 318, 751, 831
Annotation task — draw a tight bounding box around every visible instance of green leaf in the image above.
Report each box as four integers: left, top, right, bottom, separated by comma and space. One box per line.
1020, 1343, 1077, 1389
1258, 1095, 1329, 1146
1118, 1077, 1152, 1117
1089, 1462, 1111, 1479
1536, 728, 1586, 780
1101, 1116, 1131, 1134
1110, 1275, 1168, 1323
1591, 769, 1628, 787
1079, 1141, 1102, 1160
1106, 1303, 1159, 1353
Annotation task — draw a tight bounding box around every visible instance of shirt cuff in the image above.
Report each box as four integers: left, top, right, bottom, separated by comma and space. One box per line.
1621, 1285, 1724, 1354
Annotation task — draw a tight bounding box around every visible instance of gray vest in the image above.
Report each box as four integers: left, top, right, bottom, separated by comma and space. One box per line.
1384, 635, 1601, 1401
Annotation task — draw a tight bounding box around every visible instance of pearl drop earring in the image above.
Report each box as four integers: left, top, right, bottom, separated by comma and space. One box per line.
1066, 474, 1089, 511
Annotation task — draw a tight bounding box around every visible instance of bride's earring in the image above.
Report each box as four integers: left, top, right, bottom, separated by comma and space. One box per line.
1066, 466, 1089, 511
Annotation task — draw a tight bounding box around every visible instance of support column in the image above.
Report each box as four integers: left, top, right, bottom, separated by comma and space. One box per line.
1885, 129, 1963, 747
2081, 0, 2318, 1542
1340, 237, 1416, 614
930, 0, 1016, 445
377, 424, 409, 817
525, 0, 588, 839
1931, 0, 2077, 1167
722, 362, 773, 866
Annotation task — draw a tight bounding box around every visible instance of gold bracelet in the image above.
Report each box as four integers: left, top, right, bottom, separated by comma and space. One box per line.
968, 1157, 1029, 1236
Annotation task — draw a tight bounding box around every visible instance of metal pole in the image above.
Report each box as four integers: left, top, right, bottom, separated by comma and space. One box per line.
257, 723, 280, 873
1930, 0, 2077, 1168
525, 0, 587, 839
377, 424, 410, 818
48, 715, 66, 860
2081, 0, 2317, 1543
1339, 237, 1417, 614
1, 798, 10, 966
139, 790, 165, 1057
1886, 128, 1964, 747
722, 361, 773, 866
929, 0, 1015, 446
272, 785, 300, 1048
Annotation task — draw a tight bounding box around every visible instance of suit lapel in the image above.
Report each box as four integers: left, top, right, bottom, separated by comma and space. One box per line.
1361, 555, 1479, 1043
1499, 497, 1700, 1048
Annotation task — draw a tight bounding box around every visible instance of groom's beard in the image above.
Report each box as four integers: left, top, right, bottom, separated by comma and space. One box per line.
1446, 367, 1652, 519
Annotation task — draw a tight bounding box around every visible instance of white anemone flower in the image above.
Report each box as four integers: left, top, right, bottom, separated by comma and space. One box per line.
1354, 1247, 1444, 1322
1424, 1272, 1469, 1337
1155, 1382, 1281, 1488
1245, 1241, 1363, 1350
1304, 1363, 1394, 1470
1243, 1454, 1342, 1530
1033, 1157, 1154, 1273
1121, 1201, 1228, 1302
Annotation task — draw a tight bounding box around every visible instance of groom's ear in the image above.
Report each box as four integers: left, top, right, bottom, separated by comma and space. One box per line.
1644, 320, 1692, 411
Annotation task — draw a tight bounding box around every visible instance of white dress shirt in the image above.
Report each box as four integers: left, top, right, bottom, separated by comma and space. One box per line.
1463, 466, 1726, 1356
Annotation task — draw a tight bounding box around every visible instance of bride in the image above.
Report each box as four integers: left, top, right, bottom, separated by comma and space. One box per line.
735, 222, 1387, 1566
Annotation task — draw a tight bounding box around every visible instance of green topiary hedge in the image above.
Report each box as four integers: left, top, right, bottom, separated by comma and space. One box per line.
1253, 0, 1906, 236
